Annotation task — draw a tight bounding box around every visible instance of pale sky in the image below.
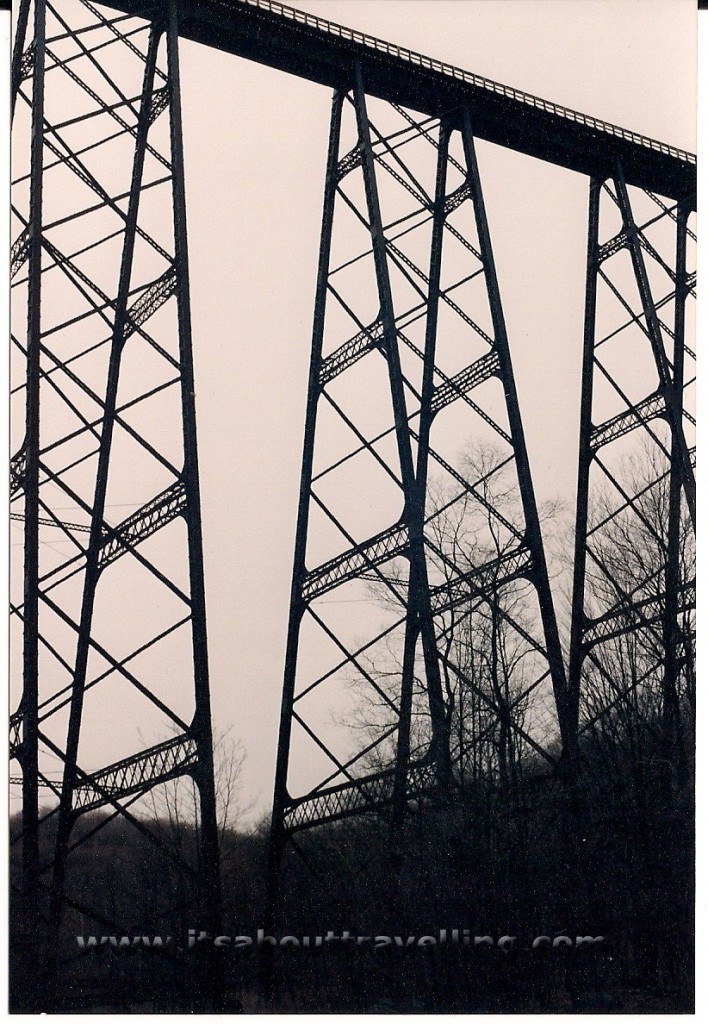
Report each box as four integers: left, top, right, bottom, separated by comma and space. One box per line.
175, 0, 696, 818
9, 0, 697, 820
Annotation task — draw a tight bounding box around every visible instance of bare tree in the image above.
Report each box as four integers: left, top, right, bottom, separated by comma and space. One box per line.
572, 441, 695, 802
136, 729, 250, 933
349, 441, 563, 795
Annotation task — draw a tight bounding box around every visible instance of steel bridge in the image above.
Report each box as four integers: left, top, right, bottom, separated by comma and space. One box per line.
10, 0, 696, 1002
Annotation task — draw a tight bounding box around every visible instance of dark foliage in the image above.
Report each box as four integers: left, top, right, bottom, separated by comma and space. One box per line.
10, 718, 693, 1012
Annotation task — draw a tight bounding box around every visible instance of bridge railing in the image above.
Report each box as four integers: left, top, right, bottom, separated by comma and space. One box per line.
239, 0, 695, 167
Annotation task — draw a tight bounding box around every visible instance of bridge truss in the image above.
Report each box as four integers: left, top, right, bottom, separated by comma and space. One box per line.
10, 0, 696, 996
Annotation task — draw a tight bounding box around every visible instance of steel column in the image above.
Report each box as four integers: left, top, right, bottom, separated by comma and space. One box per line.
20, 0, 46, 940
352, 63, 450, 821
166, 0, 221, 939
50, 22, 163, 934
459, 109, 573, 762
661, 201, 689, 787
266, 88, 346, 923
568, 179, 602, 741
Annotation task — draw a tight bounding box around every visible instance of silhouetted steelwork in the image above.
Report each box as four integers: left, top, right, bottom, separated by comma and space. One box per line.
568, 172, 696, 784
10, 0, 696, 998
108, 0, 696, 205
10, 0, 220, 987
267, 81, 577, 901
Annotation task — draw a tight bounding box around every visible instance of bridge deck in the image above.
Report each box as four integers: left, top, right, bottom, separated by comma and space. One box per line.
107, 0, 696, 205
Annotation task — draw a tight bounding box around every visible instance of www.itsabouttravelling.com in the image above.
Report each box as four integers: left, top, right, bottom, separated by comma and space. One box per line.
76, 929, 605, 952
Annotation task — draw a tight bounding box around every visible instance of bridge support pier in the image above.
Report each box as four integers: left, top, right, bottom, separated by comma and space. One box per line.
10, 0, 221, 995
269, 68, 572, 905
568, 170, 696, 793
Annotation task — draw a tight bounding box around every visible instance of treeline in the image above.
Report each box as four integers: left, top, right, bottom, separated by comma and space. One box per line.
10, 444, 694, 1011
10, 713, 693, 1012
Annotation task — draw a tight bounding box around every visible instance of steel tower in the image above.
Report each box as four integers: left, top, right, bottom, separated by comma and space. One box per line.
267, 83, 573, 895
10, 0, 220, 992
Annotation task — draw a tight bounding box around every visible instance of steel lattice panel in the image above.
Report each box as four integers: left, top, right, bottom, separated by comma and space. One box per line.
568, 173, 696, 778
10, 0, 220, 960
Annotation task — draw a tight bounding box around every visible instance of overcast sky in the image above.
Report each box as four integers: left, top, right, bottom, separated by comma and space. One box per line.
172, 0, 696, 819
9, 0, 697, 820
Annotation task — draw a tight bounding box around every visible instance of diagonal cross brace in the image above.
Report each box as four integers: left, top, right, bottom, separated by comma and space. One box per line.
98, 479, 187, 569
72, 733, 198, 813
301, 521, 408, 601
429, 546, 534, 617
284, 760, 440, 832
